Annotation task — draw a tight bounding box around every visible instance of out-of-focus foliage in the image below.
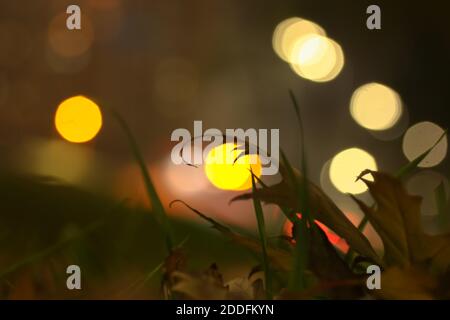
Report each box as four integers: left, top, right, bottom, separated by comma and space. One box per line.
352, 171, 450, 299
0, 173, 253, 299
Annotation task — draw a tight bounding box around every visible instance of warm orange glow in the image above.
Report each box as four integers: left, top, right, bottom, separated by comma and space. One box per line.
283, 214, 350, 254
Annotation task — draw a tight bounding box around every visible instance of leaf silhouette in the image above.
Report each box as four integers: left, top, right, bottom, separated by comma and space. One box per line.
351, 171, 450, 299
352, 171, 450, 272
231, 164, 382, 266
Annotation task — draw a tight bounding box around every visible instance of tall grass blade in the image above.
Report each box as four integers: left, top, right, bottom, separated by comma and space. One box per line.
282, 151, 310, 290
110, 109, 174, 252
286, 90, 312, 291
250, 170, 273, 299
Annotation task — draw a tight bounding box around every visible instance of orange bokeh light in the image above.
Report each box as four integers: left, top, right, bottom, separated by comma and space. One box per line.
283, 213, 350, 254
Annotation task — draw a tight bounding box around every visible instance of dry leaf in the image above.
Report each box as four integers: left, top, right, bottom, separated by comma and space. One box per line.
352, 171, 450, 273
352, 171, 450, 299
231, 165, 382, 266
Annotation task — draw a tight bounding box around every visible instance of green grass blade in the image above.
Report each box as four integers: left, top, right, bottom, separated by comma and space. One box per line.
286, 91, 312, 291
281, 153, 309, 291
288, 90, 311, 220
250, 170, 272, 299
110, 109, 174, 252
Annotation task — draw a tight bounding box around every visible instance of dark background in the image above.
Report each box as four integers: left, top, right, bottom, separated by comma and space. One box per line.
0, 0, 449, 300
0, 0, 448, 193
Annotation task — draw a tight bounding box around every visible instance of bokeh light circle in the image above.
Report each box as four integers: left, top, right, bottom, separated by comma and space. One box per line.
55, 96, 102, 143
402, 121, 447, 167
350, 83, 402, 130
272, 17, 326, 62
204, 143, 262, 191
290, 34, 344, 82
329, 148, 378, 194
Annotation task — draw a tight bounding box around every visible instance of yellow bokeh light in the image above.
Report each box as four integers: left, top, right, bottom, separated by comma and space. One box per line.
272, 17, 343, 82
204, 143, 262, 191
290, 34, 344, 82
55, 95, 103, 143
402, 121, 447, 168
329, 148, 378, 194
350, 83, 402, 131
272, 17, 326, 62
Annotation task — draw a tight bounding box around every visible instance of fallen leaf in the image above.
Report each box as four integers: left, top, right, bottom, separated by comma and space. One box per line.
231, 164, 382, 266
352, 171, 450, 273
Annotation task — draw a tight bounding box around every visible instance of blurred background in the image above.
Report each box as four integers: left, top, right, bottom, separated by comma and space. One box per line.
0, 0, 449, 299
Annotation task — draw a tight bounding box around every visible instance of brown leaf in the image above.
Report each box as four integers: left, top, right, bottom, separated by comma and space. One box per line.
353, 171, 450, 273
231, 167, 382, 266
307, 225, 364, 298
308, 225, 356, 279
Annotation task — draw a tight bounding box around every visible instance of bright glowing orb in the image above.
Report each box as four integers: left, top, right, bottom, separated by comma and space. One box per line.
329, 148, 378, 194
290, 34, 344, 82
402, 121, 447, 168
272, 17, 326, 62
350, 83, 402, 131
204, 143, 262, 191
55, 95, 102, 143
